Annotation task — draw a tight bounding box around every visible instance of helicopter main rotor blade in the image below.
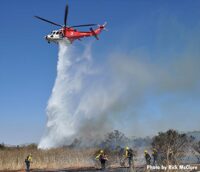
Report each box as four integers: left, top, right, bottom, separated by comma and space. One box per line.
64, 4, 68, 27
70, 24, 97, 28
34, 16, 63, 27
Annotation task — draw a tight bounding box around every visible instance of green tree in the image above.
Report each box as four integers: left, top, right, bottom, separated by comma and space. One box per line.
0, 143, 5, 150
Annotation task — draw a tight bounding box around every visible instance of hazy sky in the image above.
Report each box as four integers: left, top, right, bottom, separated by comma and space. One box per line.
0, 0, 200, 145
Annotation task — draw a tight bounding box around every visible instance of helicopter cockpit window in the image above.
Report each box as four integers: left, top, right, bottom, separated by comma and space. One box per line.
56, 31, 59, 35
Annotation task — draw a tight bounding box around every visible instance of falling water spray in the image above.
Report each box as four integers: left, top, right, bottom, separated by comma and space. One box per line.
38, 42, 79, 148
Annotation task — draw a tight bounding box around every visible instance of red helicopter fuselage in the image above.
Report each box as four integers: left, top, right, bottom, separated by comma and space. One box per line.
64, 24, 106, 42
44, 23, 106, 44
35, 3, 106, 44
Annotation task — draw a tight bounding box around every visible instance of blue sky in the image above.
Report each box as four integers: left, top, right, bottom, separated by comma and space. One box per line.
0, 0, 200, 145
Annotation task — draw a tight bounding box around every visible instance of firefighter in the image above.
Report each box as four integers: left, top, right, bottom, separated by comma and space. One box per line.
152, 148, 158, 165
25, 153, 32, 172
125, 147, 134, 168
144, 150, 151, 165
96, 150, 108, 170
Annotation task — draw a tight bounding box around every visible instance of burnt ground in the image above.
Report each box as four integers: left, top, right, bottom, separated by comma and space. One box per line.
3, 164, 200, 172
32, 167, 143, 172
4, 166, 144, 172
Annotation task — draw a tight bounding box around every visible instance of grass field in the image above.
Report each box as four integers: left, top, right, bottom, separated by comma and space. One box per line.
0, 145, 121, 171
0, 145, 97, 171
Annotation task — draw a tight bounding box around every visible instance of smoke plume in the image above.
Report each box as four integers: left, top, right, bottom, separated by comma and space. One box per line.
38, 38, 200, 148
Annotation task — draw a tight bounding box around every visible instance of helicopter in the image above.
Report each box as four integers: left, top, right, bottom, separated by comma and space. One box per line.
34, 4, 107, 44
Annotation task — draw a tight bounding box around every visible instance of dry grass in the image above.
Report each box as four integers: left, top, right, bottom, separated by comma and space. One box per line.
0, 146, 99, 171
1, 146, 199, 172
